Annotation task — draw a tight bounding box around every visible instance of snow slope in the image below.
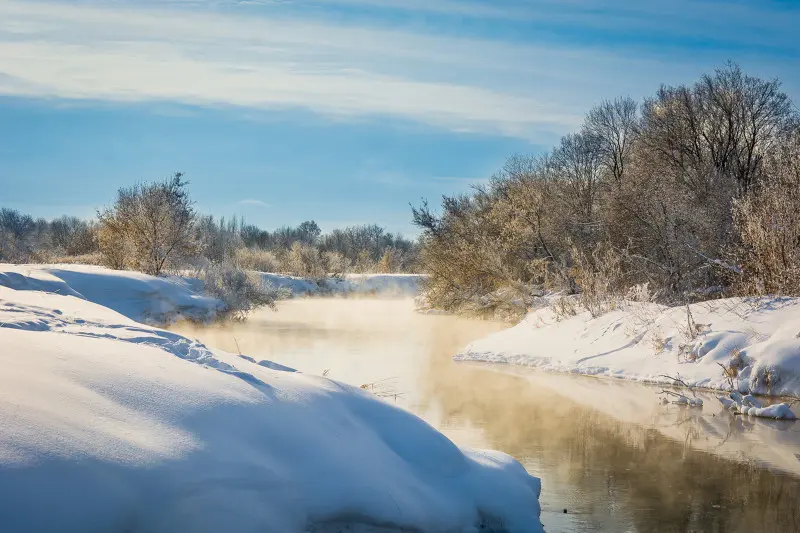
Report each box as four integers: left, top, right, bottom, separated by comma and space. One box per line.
0, 264, 223, 324
457, 297, 800, 398
0, 282, 542, 532
0, 265, 423, 326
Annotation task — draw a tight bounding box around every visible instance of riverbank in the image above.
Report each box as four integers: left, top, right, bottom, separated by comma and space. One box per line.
457, 296, 800, 400
172, 297, 800, 532
0, 264, 423, 325
0, 265, 543, 532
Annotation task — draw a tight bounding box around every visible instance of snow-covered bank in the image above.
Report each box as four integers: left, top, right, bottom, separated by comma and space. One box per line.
457, 297, 800, 398
0, 277, 543, 532
0, 264, 223, 324
259, 272, 423, 298
0, 265, 423, 326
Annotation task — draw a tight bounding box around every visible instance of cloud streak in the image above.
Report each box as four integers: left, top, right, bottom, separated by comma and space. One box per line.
0, 0, 796, 141
0, 1, 594, 139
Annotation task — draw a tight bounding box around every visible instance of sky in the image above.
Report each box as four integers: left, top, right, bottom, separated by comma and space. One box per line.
0, 0, 798, 236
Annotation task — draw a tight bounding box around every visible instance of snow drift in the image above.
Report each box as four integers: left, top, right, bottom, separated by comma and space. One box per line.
457, 297, 800, 398
0, 270, 542, 532
0, 265, 423, 325
0, 264, 223, 324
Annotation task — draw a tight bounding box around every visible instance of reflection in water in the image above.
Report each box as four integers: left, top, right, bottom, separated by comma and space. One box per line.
172, 299, 800, 533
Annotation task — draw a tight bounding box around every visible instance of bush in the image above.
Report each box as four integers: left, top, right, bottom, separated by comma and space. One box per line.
97, 173, 197, 275
50, 216, 98, 256
0, 208, 35, 262
234, 247, 281, 273
197, 262, 286, 320
571, 243, 625, 318
413, 64, 800, 315
732, 133, 800, 295
45, 252, 104, 266
323, 251, 351, 277
285, 241, 327, 279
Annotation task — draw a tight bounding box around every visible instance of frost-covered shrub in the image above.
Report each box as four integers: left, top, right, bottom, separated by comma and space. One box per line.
571, 243, 625, 318
234, 247, 281, 273
732, 133, 800, 296
323, 251, 351, 277
198, 262, 286, 320
550, 294, 579, 321
46, 252, 104, 266
195, 215, 242, 264
352, 249, 378, 274
98, 173, 197, 275
413, 65, 798, 312
283, 241, 326, 279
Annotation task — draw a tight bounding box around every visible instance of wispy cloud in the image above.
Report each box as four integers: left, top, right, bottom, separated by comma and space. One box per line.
0, 0, 583, 139
239, 199, 270, 207
0, 0, 796, 141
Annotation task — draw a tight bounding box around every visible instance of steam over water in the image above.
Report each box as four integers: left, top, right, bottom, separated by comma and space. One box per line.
172, 298, 800, 532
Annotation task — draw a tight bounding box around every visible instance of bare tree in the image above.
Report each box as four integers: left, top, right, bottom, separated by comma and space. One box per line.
97, 173, 196, 275
641, 63, 793, 196
412, 64, 799, 313
0, 208, 35, 262
50, 215, 97, 255
585, 97, 639, 184
551, 131, 604, 242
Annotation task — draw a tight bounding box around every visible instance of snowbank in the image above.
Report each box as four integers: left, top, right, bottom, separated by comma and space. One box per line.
259, 272, 423, 298
0, 281, 543, 532
718, 391, 797, 420
0, 265, 424, 326
0, 264, 223, 324
457, 297, 800, 397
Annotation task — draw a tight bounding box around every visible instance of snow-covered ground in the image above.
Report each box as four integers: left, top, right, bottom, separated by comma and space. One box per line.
0, 264, 224, 324
0, 266, 542, 532
0, 265, 423, 325
457, 297, 800, 399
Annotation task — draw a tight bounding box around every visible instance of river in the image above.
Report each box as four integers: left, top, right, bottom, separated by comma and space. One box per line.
171, 298, 800, 533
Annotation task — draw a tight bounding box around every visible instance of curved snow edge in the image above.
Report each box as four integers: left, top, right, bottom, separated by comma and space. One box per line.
457, 297, 800, 400
0, 269, 544, 532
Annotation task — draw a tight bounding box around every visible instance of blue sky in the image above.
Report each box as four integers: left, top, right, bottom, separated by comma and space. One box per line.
1, 0, 798, 236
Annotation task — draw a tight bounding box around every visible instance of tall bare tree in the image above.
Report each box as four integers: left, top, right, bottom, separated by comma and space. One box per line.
585, 97, 639, 184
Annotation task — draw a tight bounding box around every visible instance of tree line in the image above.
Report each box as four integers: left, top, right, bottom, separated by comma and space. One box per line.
0, 175, 418, 278
413, 63, 800, 317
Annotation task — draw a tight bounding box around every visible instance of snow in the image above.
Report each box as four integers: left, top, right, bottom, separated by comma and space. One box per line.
0, 268, 542, 532
0, 265, 423, 325
718, 393, 796, 420
457, 296, 800, 398
0, 264, 223, 324
662, 391, 703, 407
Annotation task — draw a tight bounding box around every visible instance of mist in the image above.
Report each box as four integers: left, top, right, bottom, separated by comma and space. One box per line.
171, 297, 800, 532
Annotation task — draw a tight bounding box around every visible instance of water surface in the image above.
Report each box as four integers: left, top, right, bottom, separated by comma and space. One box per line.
172, 298, 800, 533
